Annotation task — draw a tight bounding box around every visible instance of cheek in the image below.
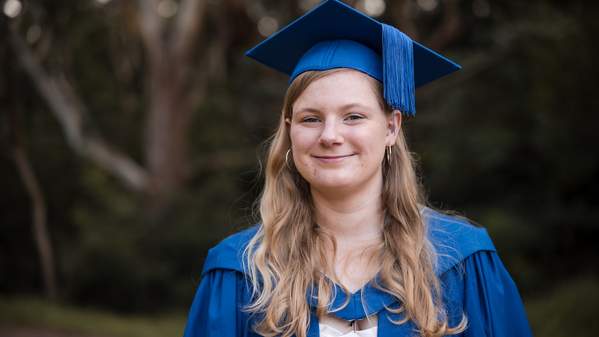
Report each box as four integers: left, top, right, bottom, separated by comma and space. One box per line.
352, 127, 386, 152
290, 127, 318, 153
289, 127, 320, 180
351, 129, 387, 167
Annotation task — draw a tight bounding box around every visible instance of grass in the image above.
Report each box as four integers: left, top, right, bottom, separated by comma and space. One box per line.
0, 296, 186, 337
526, 276, 599, 337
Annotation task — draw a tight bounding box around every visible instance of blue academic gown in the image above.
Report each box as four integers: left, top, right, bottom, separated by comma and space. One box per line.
183, 209, 534, 337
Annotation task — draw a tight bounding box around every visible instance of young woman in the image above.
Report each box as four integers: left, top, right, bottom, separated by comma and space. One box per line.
183, 1, 533, 337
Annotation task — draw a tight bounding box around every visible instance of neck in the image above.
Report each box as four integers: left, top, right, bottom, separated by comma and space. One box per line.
311, 174, 384, 247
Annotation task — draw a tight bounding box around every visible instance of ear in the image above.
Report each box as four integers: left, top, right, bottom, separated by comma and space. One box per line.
385, 110, 402, 146
285, 117, 291, 125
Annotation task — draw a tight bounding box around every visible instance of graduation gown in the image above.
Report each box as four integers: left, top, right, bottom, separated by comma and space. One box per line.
182, 209, 533, 337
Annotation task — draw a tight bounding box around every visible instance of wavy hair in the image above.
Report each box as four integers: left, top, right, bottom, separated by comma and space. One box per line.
244, 69, 467, 337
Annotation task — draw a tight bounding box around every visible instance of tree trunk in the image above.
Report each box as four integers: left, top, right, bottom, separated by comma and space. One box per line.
138, 0, 209, 211
145, 56, 193, 207
10, 109, 58, 300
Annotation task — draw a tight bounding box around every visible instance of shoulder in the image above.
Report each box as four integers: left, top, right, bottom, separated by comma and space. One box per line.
201, 225, 260, 276
422, 207, 496, 275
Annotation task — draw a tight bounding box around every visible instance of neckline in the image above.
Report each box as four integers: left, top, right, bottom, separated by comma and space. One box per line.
307, 274, 397, 321
319, 271, 380, 296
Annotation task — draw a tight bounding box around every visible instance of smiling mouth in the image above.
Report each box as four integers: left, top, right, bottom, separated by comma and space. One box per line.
312, 154, 354, 162
312, 154, 355, 160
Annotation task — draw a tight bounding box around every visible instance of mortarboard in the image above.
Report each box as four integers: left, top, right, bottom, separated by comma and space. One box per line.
245, 0, 461, 116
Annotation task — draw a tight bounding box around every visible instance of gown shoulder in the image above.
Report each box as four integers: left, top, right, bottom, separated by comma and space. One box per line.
183, 225, 260, 337
201, 225, 260, 276
202, 211, 495, 277
422, 207, 497, 275
423, 208, 533, 336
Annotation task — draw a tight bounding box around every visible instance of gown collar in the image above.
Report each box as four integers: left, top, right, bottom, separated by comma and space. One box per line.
307, 275, 396, 321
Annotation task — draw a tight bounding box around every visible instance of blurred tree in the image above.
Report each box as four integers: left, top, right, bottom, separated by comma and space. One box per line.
6, 66, 57, 300
8, 0, 211, 214
1, 0, 265, 308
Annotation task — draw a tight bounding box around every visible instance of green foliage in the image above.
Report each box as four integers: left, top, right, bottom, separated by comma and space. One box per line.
59, 160, 257, 311
527, 276, 599, 337
413, 0, 599, 295
0, 296, 184, 337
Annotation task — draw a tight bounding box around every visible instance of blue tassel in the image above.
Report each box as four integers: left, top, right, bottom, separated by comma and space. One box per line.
382, 24, 416, 116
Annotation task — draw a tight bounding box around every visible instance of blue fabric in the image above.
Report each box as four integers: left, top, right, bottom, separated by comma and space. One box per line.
245, 0, 461, 116
382, 24, 416, 115
459, 252, 533, 336
182, 270, 238, 337
182, 210, 533, 337
290, 40, 383, 84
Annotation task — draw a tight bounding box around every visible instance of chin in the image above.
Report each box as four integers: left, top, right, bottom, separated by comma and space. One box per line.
306, 175, 358, 192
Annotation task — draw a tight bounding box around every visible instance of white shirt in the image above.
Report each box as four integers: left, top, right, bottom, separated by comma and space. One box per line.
319, 323, 377, 337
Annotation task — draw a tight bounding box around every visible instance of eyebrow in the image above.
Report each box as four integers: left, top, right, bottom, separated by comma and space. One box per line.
294, 103, 372, 114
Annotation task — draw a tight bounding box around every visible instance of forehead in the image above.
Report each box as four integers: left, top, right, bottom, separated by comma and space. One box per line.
292, 69, 382, 112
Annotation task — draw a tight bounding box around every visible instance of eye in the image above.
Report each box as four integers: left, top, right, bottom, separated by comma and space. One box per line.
301, 116, 321, 123
345, 113, 365, 122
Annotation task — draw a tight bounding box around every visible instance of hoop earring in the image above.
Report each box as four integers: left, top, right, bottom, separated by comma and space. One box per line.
285, 149, 292, 169
386, 146, 392, 164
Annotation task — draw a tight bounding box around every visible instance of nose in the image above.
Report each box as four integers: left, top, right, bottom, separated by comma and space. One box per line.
319, 118, 343, 146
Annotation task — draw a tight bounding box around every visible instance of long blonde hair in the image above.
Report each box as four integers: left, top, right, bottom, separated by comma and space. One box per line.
244, 69, 467, 337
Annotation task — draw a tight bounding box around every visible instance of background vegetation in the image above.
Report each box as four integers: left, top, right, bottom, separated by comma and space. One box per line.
1, 0, 597, 336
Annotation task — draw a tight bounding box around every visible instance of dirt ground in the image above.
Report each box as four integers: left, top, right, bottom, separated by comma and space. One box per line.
0, 327, 109, 337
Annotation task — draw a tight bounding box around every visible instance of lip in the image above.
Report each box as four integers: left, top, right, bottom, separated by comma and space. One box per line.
312, 154, 355, 163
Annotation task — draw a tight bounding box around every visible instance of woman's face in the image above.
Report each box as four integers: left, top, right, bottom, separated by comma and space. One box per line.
288, 69, 400, 195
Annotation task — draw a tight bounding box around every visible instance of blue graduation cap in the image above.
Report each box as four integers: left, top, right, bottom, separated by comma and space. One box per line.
245, 0, 461, 116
